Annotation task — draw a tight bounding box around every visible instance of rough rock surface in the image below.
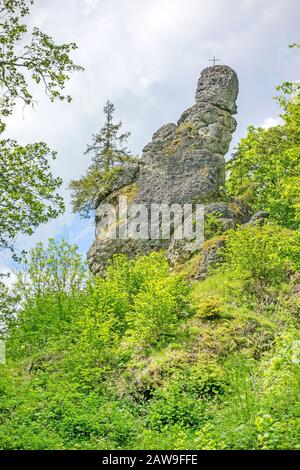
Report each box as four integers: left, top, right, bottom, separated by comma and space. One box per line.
190, 210, 270, 280
247, 211, 269, 226
166, 200, 251, 267
88, 65, 239, 275
204, 201, 250, 229
194, 237, 226, 280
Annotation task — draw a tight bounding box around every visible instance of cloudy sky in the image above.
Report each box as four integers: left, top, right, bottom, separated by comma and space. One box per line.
1, 0, 300, 273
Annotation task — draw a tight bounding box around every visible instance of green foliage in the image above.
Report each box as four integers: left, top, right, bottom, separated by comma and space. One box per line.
7, 239, 88, 358
147, 365, 225, 432
147, 383, 206, 431
85, 101, 132, 171
17, 238, 87, 297
0, 0, 83, 131
254, 333, 300, 450
281, 229, 300, 272
0, 0, 82, 256
0, 140, 64, 256
196, 296, 224, 320
127, 275, 190, 349
223, 223, 293, 288
1, 225, 300, 449
0, 249, 193, 449
68, 166, 119, 218
79, 253, 191, 356
226, 46, 300, 228
204, 211, 225, 240
70, 101, 134, 218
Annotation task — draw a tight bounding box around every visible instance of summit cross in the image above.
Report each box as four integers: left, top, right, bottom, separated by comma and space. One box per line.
209, 56, 220, 66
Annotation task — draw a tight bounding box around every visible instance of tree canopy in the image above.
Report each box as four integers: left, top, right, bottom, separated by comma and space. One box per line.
226, 45, 300, 228
0, 0, 83, 132
0, 0, 83, 256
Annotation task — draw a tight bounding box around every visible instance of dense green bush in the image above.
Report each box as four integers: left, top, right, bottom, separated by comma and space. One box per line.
1, 233, 300, 450
223, 223, 296, 288
226, 74, 300, 229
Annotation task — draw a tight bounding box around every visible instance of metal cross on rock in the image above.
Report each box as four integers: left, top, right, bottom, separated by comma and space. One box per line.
209, 56, 220, 66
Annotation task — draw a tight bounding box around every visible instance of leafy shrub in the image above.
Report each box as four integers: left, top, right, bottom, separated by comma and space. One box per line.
7, 239, 88, 359
1, 235, 300, 450
80, 253, 191, 354
226, 78, 300, 229
196, 297, 224, 320
147, 382, 206, 431
204, 211, 225, 240
127, 275, 190, 349
223, 224, 291, 288
146, 363, 225, 433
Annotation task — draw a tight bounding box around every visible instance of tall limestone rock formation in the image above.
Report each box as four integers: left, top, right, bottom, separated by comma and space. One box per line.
88, 65, 239, 275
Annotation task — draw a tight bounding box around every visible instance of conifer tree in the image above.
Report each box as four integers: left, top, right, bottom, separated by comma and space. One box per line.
70, 101, 133, 218
86, 100, 131, 171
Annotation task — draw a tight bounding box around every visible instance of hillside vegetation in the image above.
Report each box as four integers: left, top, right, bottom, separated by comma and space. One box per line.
0, 224, 300, 449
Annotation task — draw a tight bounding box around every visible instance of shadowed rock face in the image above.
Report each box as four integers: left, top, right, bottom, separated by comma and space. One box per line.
88, 65, 239, 275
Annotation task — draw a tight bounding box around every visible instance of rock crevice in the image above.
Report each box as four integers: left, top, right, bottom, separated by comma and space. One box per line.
88, 65, 239, 275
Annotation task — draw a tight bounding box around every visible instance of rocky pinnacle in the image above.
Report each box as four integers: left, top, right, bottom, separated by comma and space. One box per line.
88, 65, 239, 275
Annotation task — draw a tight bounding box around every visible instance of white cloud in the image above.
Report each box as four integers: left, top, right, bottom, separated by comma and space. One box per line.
261, 116, 283, 129
0, 266, 17, 290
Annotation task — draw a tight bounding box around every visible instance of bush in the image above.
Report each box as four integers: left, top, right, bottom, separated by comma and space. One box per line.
204, 211, 225, 240
127, 275, 190, 349
223, 224, 292, 288
2, 238, 300, 450
79, 253, 191, 355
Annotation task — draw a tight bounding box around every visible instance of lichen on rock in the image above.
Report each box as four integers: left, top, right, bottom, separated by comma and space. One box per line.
88, 65, 239, 275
